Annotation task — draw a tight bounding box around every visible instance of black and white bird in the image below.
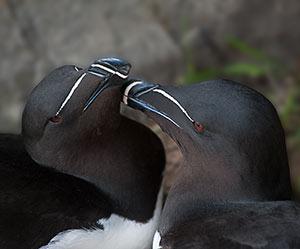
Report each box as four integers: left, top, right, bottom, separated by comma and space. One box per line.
122, 79, 300, 249
0, 58, 165, 249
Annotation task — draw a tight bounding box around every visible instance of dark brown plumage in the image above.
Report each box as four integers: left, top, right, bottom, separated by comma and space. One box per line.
0, 58, 165, 249
124, 78, 299, 249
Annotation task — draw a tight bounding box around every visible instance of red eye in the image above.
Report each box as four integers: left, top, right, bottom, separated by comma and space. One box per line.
193, 121, 205, 133
49, 115, 63, 124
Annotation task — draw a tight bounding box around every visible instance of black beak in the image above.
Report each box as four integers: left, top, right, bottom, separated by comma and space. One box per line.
122, 80, 182, 128
83, 57, 131, 112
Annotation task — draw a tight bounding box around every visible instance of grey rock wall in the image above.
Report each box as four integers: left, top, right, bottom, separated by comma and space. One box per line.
0, 0, 182, 133
147, 0, 300, 67
1, 0, 300, 133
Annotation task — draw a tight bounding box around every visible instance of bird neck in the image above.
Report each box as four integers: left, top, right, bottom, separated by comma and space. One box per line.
160, 132, 291, 232
174, 135, 262, 201
158, 137, 248, 232
56, 115, 164, 222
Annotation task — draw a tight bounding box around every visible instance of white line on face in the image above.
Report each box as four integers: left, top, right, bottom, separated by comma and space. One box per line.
56, 73, 87, 116
152, 89, 195, 123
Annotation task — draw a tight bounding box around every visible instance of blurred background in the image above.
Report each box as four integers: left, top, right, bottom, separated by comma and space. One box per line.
0, 0, 299, 195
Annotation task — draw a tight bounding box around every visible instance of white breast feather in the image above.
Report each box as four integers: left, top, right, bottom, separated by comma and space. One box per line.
152, 231, 162, 249
39, 187, 163, 249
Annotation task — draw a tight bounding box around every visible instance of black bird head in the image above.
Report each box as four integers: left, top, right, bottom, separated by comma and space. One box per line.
122, 79, 291, 201
22, 57, 131, 165
121, 79, 285, 145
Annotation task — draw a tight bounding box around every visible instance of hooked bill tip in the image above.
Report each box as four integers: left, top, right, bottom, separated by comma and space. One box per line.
89, 57, 131, 79
83, 57, 131, 112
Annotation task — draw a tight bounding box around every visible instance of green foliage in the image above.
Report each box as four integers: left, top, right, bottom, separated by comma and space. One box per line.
226, 36, 267, 61
223, 63, 266, 78
180, 36, 283, 84
293, 128, 300, 148
182, 62, 268, 84
281, 83, 300, 149
183, 64, 219, 84
226, 37, 283, 77
281, 87, 299, 124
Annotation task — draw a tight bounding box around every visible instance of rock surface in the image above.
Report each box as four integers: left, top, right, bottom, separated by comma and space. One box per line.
147, 0, 300, 67
2, 0, 300, 132
0, 0, 182, 132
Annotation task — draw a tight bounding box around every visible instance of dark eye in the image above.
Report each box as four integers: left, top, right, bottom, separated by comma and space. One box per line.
49, 115, 63, 124
193, 121, 205, 133
74, 66, 82, 72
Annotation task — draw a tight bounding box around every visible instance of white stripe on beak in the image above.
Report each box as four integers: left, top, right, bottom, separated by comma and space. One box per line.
123, 81, 143, 105
90, 64, 128, 79
123, 81, 182, 128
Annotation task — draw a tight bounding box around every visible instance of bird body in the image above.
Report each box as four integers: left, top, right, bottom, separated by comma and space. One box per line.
123, 79, 299, 249
157, 201, 300, 249
0, 58, 165, 249
0, 135, 112, 249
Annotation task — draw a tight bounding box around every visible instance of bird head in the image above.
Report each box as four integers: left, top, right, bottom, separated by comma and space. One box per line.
22, 57, 131, 165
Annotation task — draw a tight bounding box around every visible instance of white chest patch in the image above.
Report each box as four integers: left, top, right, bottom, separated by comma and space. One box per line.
152, 231, 162, 249
39, 188, 163, 249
